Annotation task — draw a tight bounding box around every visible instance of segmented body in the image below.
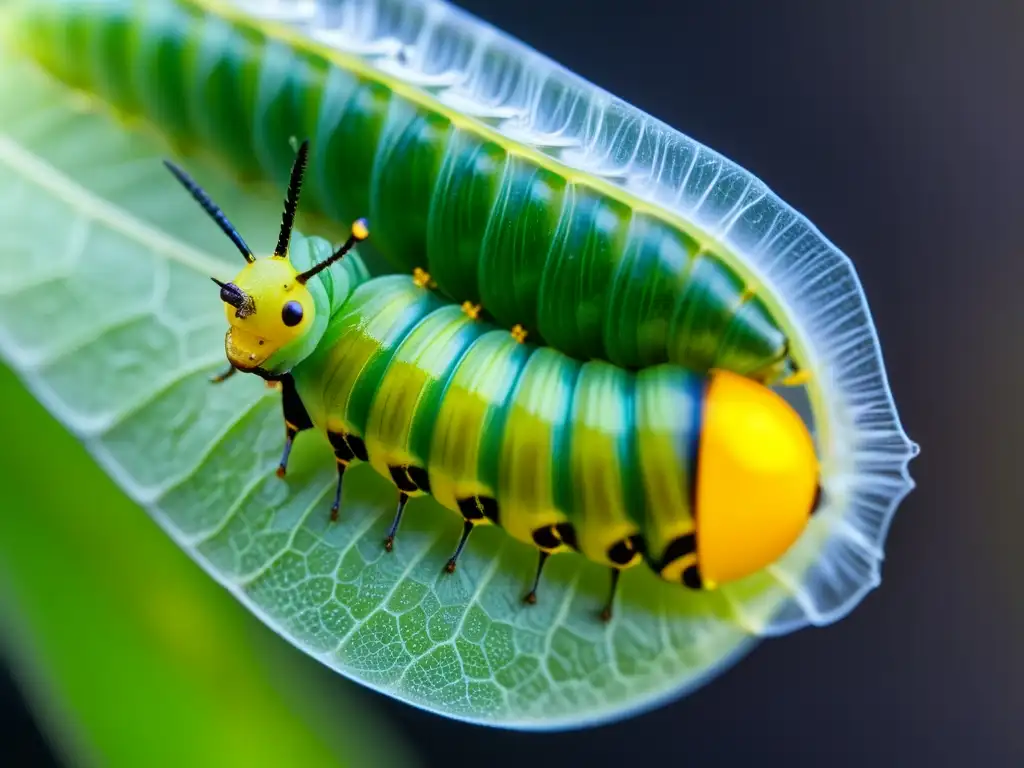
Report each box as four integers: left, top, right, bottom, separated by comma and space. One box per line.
292, 271, 707, 582
16, 0, 796, 381
9, 0, 919, 635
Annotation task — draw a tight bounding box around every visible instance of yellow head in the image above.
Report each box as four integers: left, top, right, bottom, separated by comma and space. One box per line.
694, 369, 821, 588
164, 140, 368, 377
216, 257, 317, 373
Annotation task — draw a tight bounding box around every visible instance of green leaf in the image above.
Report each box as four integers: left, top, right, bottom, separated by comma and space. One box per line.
0, 48, 764, 729
0, 362, 418, 768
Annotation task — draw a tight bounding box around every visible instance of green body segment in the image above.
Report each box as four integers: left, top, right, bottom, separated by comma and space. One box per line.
13, 0, 794, 382
266, 233, 373, 371
291, 276, 705, 574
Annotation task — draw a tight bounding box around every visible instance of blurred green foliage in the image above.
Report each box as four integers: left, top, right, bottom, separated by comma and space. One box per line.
0, 361, 416, 768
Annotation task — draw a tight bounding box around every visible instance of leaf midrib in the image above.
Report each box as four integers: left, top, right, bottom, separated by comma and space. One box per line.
0, 133, 232, 282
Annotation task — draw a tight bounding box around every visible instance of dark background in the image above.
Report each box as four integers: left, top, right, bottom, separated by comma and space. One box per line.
4, 0, 1022, 765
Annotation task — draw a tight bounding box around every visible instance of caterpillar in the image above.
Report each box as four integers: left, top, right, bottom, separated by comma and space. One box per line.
9, 0, 918, 631
13, 0, 801, 385
166, 139, 821, 620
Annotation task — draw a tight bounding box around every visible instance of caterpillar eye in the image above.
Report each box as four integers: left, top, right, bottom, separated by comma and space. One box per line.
281, 300, 304, 327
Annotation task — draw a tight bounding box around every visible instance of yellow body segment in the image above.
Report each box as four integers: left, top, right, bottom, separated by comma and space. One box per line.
568, 362, 642, 569
496, 348, 577, 549
364, 306, 478, 493
305, 277, 431, 435
633, 366, 701, 576
428, 333, 527, 511
696, 370, 819, 587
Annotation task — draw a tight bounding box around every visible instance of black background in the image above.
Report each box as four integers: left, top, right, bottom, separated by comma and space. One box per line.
3, 0, 1022, 765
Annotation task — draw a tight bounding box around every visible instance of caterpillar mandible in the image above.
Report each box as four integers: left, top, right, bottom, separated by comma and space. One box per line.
8, 0, 918, 632
166, 139, 821, 620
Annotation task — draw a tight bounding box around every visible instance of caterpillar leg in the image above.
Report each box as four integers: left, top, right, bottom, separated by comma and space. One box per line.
277, 374, 313, 479
384, 493, 409, 552
211, 365, 237, 383
600, 535, 646, 621
383, 464, 430, 551
523, 551, 550, 605
444, 520, 475, 573
763, 342, 809, 387
523, 523, 578, 605
328, 462, 347, 522
600, 569, 622, 623
325, 432, 367, 522
445, 495, 500, 573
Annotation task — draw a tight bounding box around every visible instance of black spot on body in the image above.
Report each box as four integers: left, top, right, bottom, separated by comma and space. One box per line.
658, 533, 706, 590
328, 431, 358, 463
406, 465, 431, 494
810, 483, 824, 515
607, 534, 646, 566
327, 431, 369, 463
682, 565, 703, 590
531, 526, 561, 551
346, 434, 369, 462
478, 496, 500, 523
388, 465, 419, 493
554, 523, 578, 550
457, 496, 499, 524
529, 523, 579, 551
660, 533, 696, 570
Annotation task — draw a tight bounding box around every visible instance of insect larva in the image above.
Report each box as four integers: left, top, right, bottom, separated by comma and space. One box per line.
10, 0, 918, 632
166, 140, 821, 620
14, 0, 797, 383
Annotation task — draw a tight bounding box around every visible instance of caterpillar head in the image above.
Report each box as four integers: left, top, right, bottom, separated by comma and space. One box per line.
690, 369, 821, 588
163, 140, 368, 377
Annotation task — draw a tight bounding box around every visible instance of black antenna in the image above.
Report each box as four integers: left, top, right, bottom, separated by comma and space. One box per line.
296, 219, 370, 284
163, 160, 254, 263
275, 139, 310, 258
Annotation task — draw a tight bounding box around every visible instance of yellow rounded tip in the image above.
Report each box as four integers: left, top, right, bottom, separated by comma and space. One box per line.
696, 370, 819, 586
352, 218, 369, 240
412, 267, 435, 289
781, 369, 812, 387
